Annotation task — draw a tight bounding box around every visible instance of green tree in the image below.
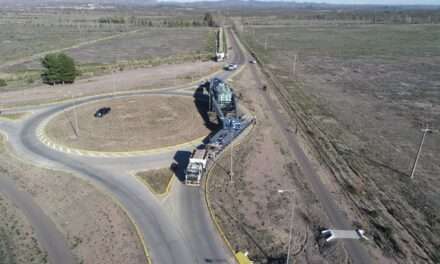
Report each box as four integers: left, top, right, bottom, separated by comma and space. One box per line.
0, 79, 6, 87
203, 12, 216, 27
41, 53, 77, 85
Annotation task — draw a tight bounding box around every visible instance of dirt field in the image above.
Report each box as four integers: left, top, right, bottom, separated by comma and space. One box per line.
46, 95, 212, 152
0, 61, 219, 108
0, 135, 147, 264
237, 21, 440, 263
10, 27, 215, 72
207, 67, 359, 263
0, 9, 216, 91
0, 193, 47, 264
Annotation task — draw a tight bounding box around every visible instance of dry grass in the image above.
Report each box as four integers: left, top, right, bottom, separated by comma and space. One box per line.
136, 168, 174, 195
46, 95, 211, 152
239, 20, 440, 263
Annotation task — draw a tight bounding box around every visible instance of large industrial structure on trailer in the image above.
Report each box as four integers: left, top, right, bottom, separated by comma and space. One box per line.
185, 78, 252, 186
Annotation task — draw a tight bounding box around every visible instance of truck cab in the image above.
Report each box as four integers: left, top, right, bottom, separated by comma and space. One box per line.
185, 148, 208, 186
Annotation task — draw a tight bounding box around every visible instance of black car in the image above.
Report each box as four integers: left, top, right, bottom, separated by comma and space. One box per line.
94, 107, 111, 118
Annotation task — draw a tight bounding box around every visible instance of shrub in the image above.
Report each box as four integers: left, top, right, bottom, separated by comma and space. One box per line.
0, 79, 6, 87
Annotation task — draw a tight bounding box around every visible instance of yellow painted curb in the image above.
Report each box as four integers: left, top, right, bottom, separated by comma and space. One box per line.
203, 119, 257, 264
101, 185, 152, 264
37, 95, 207, 158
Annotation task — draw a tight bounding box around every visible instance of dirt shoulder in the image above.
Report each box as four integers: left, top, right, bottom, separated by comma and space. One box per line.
46, 95, 211, 152
207, 67, 350, 263
0, 193, 47, 264
0, 61, 219, 109
0, 136, 147, 264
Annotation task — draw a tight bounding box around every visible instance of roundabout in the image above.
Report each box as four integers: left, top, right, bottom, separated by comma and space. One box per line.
43, 95, 212, 154
0, 27, 245, 264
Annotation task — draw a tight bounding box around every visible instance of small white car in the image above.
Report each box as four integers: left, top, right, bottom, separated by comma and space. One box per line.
249, 60, 257, 64
225, 64, 238, 71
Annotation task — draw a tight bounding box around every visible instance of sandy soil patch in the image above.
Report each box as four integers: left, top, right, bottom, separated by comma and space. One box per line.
46, 95, 211, 152
0, 136, 146, 264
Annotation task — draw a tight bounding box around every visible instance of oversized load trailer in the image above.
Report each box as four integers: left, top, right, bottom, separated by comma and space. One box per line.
185, 148, 208, 186
184, 78, 252, 187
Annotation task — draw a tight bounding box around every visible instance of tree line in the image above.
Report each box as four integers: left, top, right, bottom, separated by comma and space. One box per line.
270, 10, 440, 24
97, 12, 217, 27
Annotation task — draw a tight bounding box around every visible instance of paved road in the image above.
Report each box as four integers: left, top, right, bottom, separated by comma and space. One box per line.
0, 27, 244, 264
232, 29, 372, 264
0, 25, 372, 264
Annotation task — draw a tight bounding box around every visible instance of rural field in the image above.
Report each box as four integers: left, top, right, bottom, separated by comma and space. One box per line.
46, 95, 212, 152
0, 8, 216, 92
232, 18, 440, 263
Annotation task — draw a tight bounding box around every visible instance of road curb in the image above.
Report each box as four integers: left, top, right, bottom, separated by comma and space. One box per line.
203, 118, 257, 264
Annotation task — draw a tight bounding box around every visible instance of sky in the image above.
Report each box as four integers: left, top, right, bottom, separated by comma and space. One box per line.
158, 0, 440, 6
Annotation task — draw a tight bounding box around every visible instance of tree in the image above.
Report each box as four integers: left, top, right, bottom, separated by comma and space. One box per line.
203, 12, 216, 27
41, 53, 77, 85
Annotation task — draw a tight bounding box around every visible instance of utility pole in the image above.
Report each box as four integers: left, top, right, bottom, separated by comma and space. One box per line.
264, 36, 268, 50
291, 54, 297, 80
230, 140, 234, 183
71, 93, 79, 137
410, 127, 432, 180
112, 66, 116, 97
278, 189, 295, 264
